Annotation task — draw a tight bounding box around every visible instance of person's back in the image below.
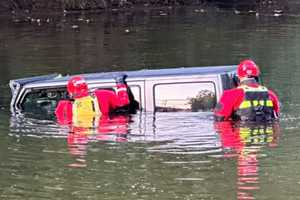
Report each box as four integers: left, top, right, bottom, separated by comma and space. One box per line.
214, 59, 280, 122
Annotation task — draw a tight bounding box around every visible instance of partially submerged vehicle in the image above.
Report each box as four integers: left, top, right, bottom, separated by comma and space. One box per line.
9, 65, 237, 115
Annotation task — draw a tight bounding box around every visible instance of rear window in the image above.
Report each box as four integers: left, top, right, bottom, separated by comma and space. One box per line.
21, 88, 68, 114
154, 82, 216, 112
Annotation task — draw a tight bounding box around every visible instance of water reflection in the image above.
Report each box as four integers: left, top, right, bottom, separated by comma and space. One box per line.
214, 121, 280, 200
134, 112, 223, 155
10, 112, 220, 158
8, 111, 282, 199
66, 115, 131, 168
9, 113, 66, 138
10, 112, 221, 155
10, 112, 280, 157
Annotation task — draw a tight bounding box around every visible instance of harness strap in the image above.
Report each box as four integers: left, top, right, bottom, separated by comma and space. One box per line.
239, 100, 273, 109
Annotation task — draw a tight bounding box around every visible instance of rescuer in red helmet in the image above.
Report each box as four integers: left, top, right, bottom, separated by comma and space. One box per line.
55, 74, 138, 127
55, 75, 135, 167
214, 59, 280, 122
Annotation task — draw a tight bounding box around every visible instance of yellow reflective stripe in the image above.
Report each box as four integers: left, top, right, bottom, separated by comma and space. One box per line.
239, 100, 273, 109
253, 100, 258, 106
266, 100, 273, 107
239, 101, 251, 109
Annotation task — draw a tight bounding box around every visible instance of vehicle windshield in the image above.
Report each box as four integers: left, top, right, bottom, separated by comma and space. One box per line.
21, 88, 68, 115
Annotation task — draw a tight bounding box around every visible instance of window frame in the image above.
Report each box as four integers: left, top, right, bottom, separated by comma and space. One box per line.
20, 86, 68, 113
153, 81, 217, 112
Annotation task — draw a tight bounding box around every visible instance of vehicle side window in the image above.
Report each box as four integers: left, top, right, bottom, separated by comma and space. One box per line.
21, 88, 68, 114
154, 82, 216, 112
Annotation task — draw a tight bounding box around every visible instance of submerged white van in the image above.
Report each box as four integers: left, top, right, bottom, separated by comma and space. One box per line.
9, 65, 237, 114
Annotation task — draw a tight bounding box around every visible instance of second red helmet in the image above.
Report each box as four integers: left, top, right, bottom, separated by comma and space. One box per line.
237, 59, 260, 78
67, 76, 89, 98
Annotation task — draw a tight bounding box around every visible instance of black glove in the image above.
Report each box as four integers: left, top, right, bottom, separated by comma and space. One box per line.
115, 74, 128, 85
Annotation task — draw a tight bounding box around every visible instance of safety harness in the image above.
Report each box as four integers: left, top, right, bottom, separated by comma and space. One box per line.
233, 85, 275, 122
72, 95, 102, 128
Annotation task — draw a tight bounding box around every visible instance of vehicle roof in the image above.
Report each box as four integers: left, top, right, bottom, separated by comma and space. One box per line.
31, 65, 237, 85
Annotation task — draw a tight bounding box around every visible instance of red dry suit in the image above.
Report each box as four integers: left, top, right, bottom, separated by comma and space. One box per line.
55, 83, 130, 125
214, 82, 280, 121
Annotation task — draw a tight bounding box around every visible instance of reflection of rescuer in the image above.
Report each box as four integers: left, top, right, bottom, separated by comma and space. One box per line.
55, 74, 136, 127
214, 121, 280, 200
214, 59, 280, 122
66, 114, 130, 163
214, 121, 280, 154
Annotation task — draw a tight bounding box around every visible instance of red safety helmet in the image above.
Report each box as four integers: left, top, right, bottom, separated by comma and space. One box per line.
67, 76, 89, 98
237, 59, 260, 78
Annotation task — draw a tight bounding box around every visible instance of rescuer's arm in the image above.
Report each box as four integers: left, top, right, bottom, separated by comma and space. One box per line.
214, 89, 242, 121
103, 74, 131, 112
116, 74, 139, 113
114, 74, 130, 107
55, 100, 73, 125
94, 75, 130, 115
268, 90, 280, 117
115, 83, 130, 107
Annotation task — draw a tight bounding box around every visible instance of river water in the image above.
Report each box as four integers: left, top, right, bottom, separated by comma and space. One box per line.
1, 5, 300, 200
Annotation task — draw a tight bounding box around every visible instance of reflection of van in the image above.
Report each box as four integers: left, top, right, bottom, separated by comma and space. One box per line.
9, 65, 237, 114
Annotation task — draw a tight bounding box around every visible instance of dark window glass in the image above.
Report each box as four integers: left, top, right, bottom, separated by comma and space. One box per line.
21, 88, 67, 114
221, 73, 237, 90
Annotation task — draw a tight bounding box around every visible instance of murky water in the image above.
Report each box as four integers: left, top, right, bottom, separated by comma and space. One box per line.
1, 6, 300, 200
